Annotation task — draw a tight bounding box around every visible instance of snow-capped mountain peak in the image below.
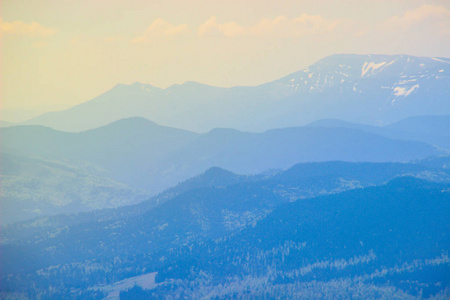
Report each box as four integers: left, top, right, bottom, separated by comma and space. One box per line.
22, 54, 450, 132
273, 54, 448, 102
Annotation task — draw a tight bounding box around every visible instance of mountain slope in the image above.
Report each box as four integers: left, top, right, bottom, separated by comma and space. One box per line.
1, 166, 257, 235
3, 174, 449, 299
22, 54, 450, 132
0, 153, 150, 224
3, 161, 445, 272
151, 177, 450, 298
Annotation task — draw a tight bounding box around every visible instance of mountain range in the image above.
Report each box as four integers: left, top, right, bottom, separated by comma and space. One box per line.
309, 115, 450, 150
2, 53, 450, 299
2, 162, 449, 299
20, 54, 450, 133
2, 115, 447, 224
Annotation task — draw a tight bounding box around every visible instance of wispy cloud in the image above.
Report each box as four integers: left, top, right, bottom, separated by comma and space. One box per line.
132, 18, 190, 43
198, 16, 246, 37
382, 5, 450, 34
0, 19, 57, 38
198, 14, 342, 38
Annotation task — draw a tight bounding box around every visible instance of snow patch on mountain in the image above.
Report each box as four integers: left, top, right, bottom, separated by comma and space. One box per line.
393, 84, 419, 97
361, 61, 386, 77
398, 78, 417, 84
432, 57, 450, 64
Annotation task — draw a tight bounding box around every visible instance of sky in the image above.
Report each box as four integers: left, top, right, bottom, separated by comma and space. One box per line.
1, 0, 450, 122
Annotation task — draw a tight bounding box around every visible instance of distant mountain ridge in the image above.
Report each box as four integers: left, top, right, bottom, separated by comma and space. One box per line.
0, 120, 14, 127
309, 115, 450, 150
1, 117, 440, 191
2, 116, 445, 223
22, 54, 450, 132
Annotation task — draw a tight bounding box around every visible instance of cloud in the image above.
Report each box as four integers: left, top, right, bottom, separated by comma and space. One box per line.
248, 16, 288, 36
132, 18, 190, 43
0, 19, 57, 38
198, 14, 342, 38
382, 5, 450, 34
265, 14, 341, 37
198, 16, 246, 37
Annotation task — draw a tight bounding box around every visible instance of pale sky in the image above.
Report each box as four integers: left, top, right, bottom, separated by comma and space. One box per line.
1, 0, 450, 122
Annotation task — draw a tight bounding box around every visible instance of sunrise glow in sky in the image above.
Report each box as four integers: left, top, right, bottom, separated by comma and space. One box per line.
1, 0, 450, 121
